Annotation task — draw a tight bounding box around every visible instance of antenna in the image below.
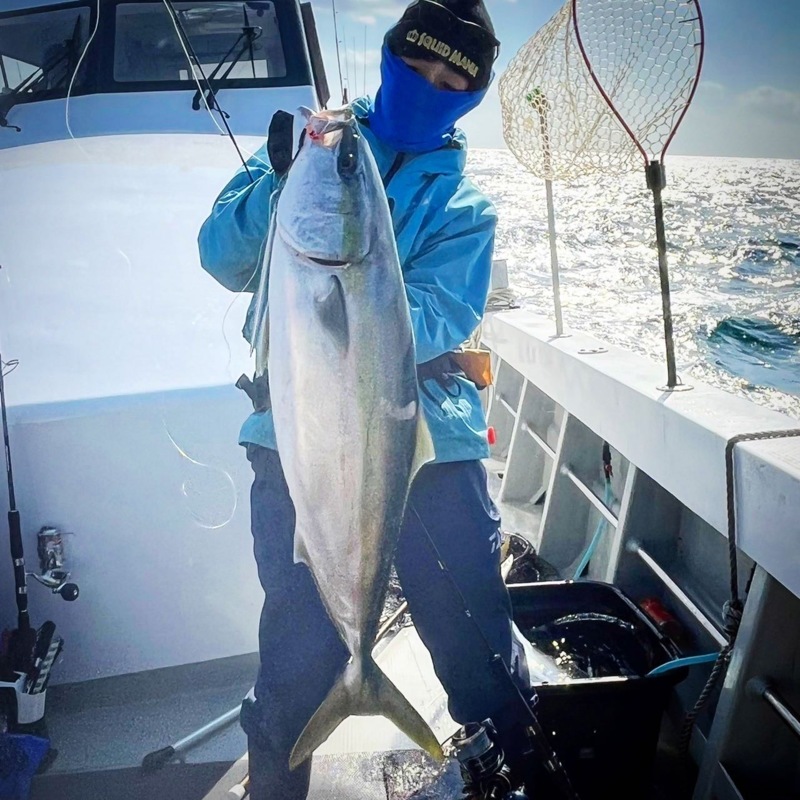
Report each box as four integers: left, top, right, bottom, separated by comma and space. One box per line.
351, 35, 358, 97
341, 17, 350, 102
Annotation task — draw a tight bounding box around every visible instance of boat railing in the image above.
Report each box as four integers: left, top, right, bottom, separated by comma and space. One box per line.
479, 262, 800, 798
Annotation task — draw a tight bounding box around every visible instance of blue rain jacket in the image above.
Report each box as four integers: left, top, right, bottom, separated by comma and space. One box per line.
198, 97, 496, 464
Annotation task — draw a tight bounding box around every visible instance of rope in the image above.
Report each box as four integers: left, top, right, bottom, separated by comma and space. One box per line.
466, 288, 520, 351
678, 427, 800, 756
485, 287, 520, 313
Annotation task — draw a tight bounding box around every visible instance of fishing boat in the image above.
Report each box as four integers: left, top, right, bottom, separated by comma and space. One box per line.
0, 1, 798, 798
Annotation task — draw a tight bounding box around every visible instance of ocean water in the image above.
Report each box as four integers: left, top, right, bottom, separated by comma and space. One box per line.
466, 152, 800, 421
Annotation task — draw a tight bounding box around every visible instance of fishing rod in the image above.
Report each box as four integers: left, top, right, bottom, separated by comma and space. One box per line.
410, 505, 581, 800
161, 0, 254, 182
1, 353, 36, 679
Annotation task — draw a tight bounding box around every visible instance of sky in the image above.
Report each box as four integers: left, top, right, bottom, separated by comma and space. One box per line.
306, 0, 800, 158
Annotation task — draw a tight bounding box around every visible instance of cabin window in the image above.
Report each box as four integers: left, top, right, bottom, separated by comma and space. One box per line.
0, 6, 91, 101
114, 2, 287, 84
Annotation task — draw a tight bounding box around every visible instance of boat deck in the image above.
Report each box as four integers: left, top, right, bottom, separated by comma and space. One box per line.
30, 624, 697, 799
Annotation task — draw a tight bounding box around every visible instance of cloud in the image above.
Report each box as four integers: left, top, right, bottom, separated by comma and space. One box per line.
457, 79, 800, 158
671, 82, 800, 158
699, 81, 725, 93
737, 85, 800, 124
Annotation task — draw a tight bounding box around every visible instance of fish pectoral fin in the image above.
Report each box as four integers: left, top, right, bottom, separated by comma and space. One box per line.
316, 275, 349, 353
411, 414, 436, 481
288, 658, 443, 770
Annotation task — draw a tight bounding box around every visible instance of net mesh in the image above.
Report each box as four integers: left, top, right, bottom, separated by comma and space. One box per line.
572, 0, 704, 161
498, 2, 639, 182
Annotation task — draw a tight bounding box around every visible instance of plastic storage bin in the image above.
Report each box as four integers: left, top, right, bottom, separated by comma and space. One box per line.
509, 580, 689, 800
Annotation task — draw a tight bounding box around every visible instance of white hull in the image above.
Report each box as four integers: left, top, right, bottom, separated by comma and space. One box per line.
0, 133, 287, 682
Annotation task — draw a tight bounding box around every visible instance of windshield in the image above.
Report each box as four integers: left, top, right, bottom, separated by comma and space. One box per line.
0, 5, 91, 103
114, 2, 287, 83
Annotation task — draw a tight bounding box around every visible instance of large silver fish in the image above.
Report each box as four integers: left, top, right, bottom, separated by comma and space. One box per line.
253, 108, 441, 769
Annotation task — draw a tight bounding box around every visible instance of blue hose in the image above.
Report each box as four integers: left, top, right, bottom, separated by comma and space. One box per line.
573, 479, 614, 580
646, 652, 718, 677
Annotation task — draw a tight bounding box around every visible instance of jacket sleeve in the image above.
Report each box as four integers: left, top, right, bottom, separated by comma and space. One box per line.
197, 144, 276, 293
404, 182, 497, 364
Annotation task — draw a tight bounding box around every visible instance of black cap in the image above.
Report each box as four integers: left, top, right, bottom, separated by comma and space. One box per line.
386, 0, 500, 91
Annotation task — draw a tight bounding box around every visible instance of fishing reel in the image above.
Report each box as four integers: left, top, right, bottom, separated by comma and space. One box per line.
453, 722, 530, 800
26, 526, 79, 602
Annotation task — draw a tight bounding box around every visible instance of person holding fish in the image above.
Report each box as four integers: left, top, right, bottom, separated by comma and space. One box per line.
199, 1, 533, 797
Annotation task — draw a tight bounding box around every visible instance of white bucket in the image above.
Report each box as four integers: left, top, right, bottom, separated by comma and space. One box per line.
0, 673, 48, 725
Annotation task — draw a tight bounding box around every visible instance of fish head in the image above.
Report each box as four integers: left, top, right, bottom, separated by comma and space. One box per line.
276, 107, 375, 268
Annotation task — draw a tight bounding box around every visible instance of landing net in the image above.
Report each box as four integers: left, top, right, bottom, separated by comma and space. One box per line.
498, 2, 639, 183
573, 0, 705, 389
572, 0, 705, 165
497, 0, 705, 384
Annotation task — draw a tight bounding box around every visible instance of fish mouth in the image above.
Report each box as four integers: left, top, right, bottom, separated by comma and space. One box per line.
308, 256, 350, 268
277, 223, 364, 269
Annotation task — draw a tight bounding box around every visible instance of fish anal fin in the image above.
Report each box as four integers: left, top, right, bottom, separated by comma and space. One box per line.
293, 527, 312, 568
411, 415, 435, 481
289, 658, 443, 770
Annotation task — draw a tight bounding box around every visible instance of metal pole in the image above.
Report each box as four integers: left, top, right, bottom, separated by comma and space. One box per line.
141, 705, 241, 771
532, 89, 565, 337
647, 161, 678, 388
375, 600, 408, 644
627, 540, 727, 647
559, 464, 618, 527
545, 178, 564, 336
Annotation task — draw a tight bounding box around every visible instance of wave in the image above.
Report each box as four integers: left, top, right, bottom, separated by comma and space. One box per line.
706, 316, 800, 393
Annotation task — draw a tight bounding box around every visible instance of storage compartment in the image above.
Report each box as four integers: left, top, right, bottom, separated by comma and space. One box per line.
510, 581, 688, 800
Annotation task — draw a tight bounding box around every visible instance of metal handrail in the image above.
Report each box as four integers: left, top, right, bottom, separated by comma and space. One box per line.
627, 540, 726, 647
748, 678, 800, 740
522, 421, 556, 459
560, 464, 618, 526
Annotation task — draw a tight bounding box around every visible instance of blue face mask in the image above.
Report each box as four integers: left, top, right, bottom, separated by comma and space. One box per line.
368, 45, 489, 154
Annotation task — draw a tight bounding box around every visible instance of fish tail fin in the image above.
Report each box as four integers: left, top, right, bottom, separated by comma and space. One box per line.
288, 658, 443, 769
361, 661, 443, 763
